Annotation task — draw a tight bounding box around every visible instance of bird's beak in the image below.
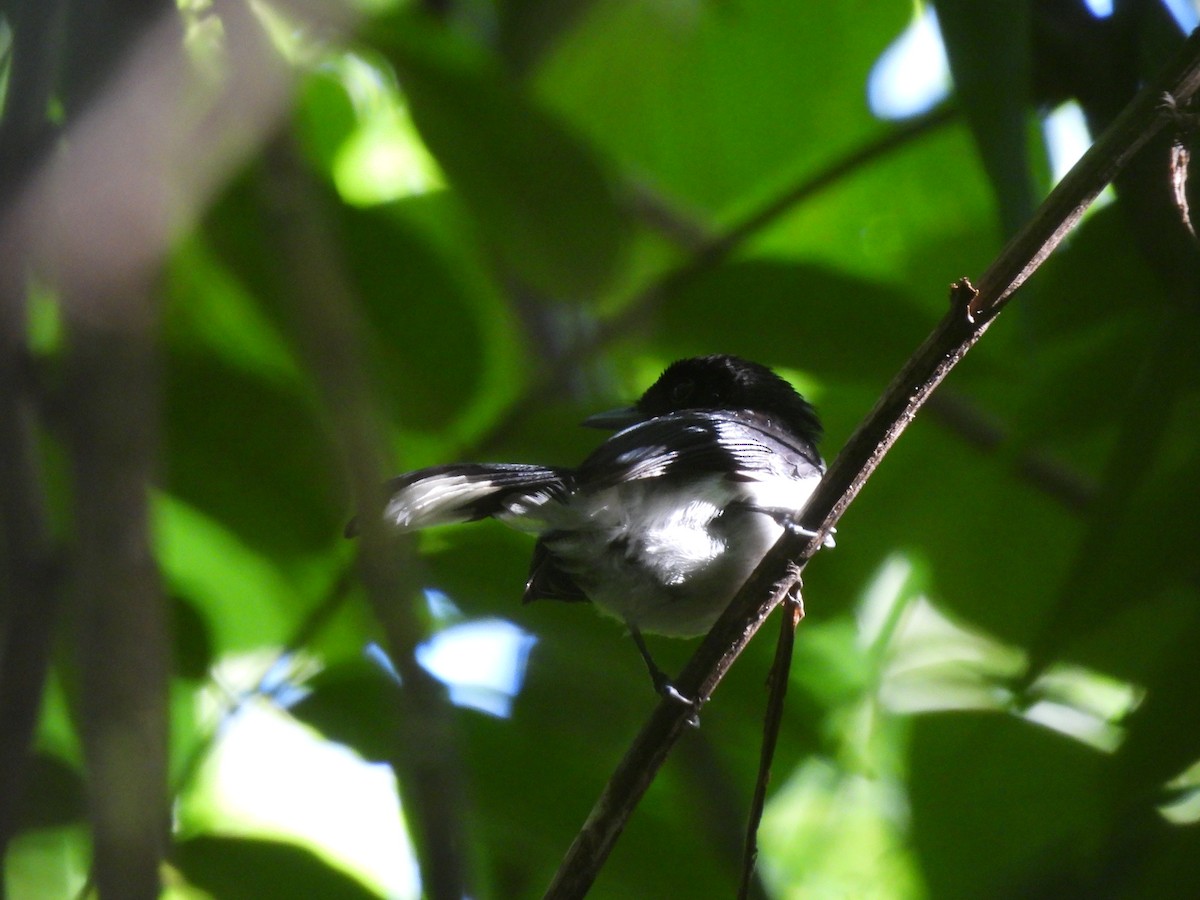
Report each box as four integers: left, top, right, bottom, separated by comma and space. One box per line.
581, 406, 644, 430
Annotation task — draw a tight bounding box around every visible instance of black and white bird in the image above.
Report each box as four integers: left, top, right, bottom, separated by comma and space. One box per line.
364, 354, 829, 700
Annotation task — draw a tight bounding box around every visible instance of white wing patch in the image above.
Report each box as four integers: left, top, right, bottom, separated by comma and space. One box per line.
384, 470, 564, 531
385, 474, 494, 529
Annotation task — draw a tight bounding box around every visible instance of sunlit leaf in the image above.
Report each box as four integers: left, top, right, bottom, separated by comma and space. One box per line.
372, 14, 631, 299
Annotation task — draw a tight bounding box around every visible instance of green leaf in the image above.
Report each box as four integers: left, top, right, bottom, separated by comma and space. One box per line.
14, 754, 86, 831
294, 69, 359, 176
1109, 620, 1200, 803
934, 0, 1039, 235
374, 15, 630, 299
163, 351, 344, 558
290, 662, 402, 764
174, 835, 382, 900
198, 173, 494, 438
535, 0, 910, 214
171, 593, 215, 681
658, 260, 930, 384
337, 202, 487, 431
908, 712, 1106, 896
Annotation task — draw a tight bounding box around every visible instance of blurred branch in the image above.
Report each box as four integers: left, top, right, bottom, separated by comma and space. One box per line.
926, 391, 1095, 513
11, 3, 190, 889
0, 0, 359, 892
624, 180, 718, 253
261, 134, 472, 900
0, 335, 58, 866
63, 284, 169, 900
0, 0, 66, 205
0, 0, 66, 862
544, 24, 1200, 900
485, 104, 1108, 520
472, 105, 956, 455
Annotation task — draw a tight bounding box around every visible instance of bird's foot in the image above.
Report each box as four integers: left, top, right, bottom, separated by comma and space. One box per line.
631, 624, 700, 727
783, 518, 836, 548
651, 672, 700, 728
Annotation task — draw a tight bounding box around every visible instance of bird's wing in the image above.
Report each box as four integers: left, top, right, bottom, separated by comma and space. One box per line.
575, 411, 823, 490
360, 463, 571, 533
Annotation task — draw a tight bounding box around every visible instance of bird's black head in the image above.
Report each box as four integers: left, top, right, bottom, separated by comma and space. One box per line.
636, 354, 823, 444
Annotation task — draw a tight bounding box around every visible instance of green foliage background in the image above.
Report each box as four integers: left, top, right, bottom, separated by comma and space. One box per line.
4, 0, 1200, 897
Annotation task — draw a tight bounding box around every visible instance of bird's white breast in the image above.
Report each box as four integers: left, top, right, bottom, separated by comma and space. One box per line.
544, 472, 812, 637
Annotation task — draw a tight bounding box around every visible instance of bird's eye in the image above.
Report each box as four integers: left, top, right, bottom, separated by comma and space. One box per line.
671, 380, 694, 404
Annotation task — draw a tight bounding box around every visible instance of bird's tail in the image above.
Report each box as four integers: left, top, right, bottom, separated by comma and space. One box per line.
348, 463, 571, 536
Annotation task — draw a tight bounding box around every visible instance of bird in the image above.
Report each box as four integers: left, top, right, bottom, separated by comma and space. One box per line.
357, 354, 829, 704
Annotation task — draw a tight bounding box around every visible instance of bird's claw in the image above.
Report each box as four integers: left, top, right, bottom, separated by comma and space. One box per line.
653, 674, 701, 727
783, 518, 836, 548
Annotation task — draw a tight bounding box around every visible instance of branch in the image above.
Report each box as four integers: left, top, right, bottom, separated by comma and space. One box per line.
739, 586, 802, 899
543, 25, 1200, 900
261, 134, 473, 900
0, 340, 57, 856
925, 391, 1095, 513
0, 0, 66, 859
471, 106, 956, 456
0, 1, 360, 891
64, 287, 169, 900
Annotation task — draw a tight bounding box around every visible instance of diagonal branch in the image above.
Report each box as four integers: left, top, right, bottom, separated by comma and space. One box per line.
543, 24, 1200, 900
471, 106, 956, 456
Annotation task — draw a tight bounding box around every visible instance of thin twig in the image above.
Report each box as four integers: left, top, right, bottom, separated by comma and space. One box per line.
543, 25, 1200, 900
738, 584, 803, 900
